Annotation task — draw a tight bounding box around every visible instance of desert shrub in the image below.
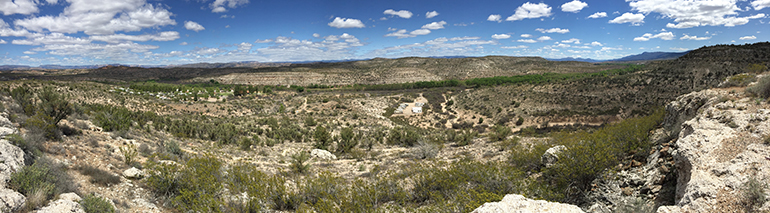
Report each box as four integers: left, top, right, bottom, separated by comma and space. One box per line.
239, 137, 253, 151
304, 116, 317, 127
8, 157, 78, 211
542, 108, 665, 201
489, 125, 512, 142
138, 143, 153, 156
313, 125, 332, 150
747, 75, 770, 99
6, 133, 41, 165
80, 194, 115, 213
77, 165, 121, 186
226, 163, 286, 211
509, 142, 551, 173
164, 140, 183, 156
336, 127, 358, 155
299, 172, 346, 209
290, 151, 311, 174
120, 144, 139, 166
516, 117, 524, 126
411, 141, 440, 159
145, 156, 223, 212
10, 86, 36, 116
741, 177, 767, 211
614, 197, 653, 213
722, 73, 756, 87
24, 114, 61, 140
410, 161, 523, 208
387, 126, 422, 147
748, 63, 768, 73
454, 129, 477, 146
38, 87, 73, 125
764, 135, 770, 145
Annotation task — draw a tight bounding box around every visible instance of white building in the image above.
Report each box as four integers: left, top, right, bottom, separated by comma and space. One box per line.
412, 107, 422, 113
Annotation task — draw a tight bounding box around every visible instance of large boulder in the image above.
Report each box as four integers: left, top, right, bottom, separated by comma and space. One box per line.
310, 149, 337, 160
0, 139, 25, 188
541, 145, 566, 168
123, 167, 145, 179
0, 188, 25, 213
472, 194, 584, 213
36, 192, 85, 213
655, 90, 770, 212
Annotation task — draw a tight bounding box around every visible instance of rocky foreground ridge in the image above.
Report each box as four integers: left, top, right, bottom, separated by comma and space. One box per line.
475, 87, 770, 212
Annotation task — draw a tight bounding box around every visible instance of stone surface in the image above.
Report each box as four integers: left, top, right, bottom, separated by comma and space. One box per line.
541, 145, 566, 168
0, 139, 25, 188
653, 89, 770, 212
472, 194, 584, 213
0, 188, 25, 213
310, 149, 337, 160
123, 167, 145, 179
36, 193, 85, 213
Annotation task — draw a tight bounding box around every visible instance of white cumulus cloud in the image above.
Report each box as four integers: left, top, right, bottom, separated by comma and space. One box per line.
628, 0, 765, 29
210, 0, 249, 13
487, 14, 502, 22
507, 2, 552, 21
537, 36, 552, 41
588, 12, 607, 19
501, 45, 528, 49
384, 9, 413, 19
0, 0, 38, 15
536, 28, 569, 33
185, 21, 205, 32
410, 29, 431, 36
590, 41, 603, 46
561, 0, 588, 13
328, 17, 365, 28
680, 34, 711, 40
609, 12, 645, 25
426, 11, 439, 18
561, 38, 580, 44
14, 1, 176, 35
754, 0, 770, 10
740, 35, 757, 40
517, 39, 537, 43
421, 21, 447, 30
520, 34, 533, 38
491, 34, 511, 39
633, 32, 674, 41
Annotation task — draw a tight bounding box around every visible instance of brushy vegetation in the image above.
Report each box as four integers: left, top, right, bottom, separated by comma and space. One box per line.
539, 108, 665, 201
741, 177, 768, 211
747, 75, 770, 99
8, 158, 78, 211
80, 194, 116, 213
721, 73, 757, 87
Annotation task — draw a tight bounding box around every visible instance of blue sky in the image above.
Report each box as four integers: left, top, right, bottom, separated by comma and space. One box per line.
0, 0, 769, 66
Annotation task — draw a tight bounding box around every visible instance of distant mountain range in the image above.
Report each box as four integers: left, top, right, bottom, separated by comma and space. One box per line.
547, 51, 691, 63
0, 50, 691, 70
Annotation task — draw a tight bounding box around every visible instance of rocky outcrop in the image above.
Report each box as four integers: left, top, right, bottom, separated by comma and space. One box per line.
472, 194, 585, 213
541, 145, 566, 168
310, 149, 337, 160
36, 193, 85, 213
0, 111, 26, 212
123, 167, 145, 179
655, 89, 770, 212
0, 188, 25, 213
0, 139, 25, 188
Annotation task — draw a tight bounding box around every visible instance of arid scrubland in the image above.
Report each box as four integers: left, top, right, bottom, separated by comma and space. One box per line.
0, 42, 769, 213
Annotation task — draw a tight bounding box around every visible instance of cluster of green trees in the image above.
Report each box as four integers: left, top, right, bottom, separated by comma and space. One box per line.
8, 86, 74, 140
465, 64, 644, 87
